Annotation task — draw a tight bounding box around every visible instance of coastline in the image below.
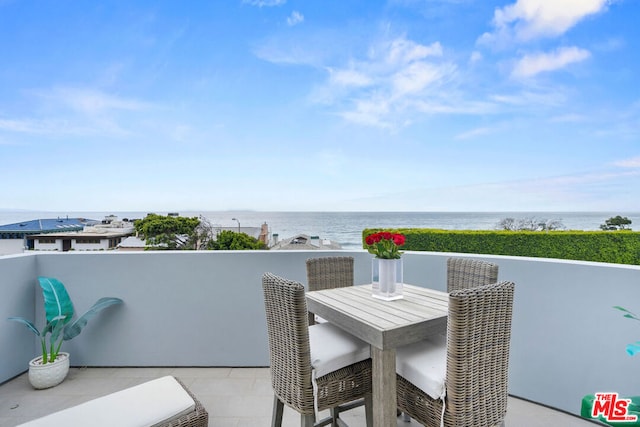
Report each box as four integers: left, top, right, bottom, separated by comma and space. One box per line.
2, 210, 638, 249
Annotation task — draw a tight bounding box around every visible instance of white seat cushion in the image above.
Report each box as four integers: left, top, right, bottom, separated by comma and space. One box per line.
314, 314, 328, 324
17, 376, 196, 427
309, 322, 370, 378
396, 335, 447, 400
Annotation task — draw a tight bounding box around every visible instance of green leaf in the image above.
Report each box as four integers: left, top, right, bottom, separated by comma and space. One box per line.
40, 338, 48, 363
38, 277, 74, 329
7, 317, 41, 336
627, 342, 640, 356
63, 297, 123, 340
48, 315, 68, 346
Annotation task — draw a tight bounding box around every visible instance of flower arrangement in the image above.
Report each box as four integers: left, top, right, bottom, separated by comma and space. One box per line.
365, 231, 405, 259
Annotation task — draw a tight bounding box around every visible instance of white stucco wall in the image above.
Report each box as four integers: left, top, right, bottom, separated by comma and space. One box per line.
0, 239, 25, 255
71, 240, 110, 251
2, 250, 639, 417
0, 254, 38, 381
34, 241, 62, 251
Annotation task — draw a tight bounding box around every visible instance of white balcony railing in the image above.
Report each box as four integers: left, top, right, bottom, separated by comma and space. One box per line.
2, 250, 639, 418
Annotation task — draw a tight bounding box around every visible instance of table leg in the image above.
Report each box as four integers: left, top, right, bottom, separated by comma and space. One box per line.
372, 346, 397, 426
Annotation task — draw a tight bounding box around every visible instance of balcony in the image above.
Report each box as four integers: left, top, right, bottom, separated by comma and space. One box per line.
2, 367, 594, 426
3, 250, 637, 425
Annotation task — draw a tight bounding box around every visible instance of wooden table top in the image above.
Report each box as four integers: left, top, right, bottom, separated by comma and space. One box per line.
306, 284, 448, 349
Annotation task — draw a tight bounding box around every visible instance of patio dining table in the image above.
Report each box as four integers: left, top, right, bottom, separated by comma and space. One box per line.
306, 283, 448, 427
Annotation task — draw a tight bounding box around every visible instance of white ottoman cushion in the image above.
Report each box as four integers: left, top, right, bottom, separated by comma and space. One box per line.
396, 335, 447, 400
309, 322, 370, 378
17, 376, 195, 427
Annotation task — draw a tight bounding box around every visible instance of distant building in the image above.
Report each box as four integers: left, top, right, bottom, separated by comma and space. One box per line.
27, 217, 135, 252
269, 234, 342, 250
117, 236, 147, 251
0, 217, 98, 255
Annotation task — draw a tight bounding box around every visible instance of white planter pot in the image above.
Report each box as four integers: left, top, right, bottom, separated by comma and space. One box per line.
28, 352, 70, 389
371, 257, 404, 301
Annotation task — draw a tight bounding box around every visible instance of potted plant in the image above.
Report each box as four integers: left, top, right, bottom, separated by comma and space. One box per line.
8, 276, 123, 389
365, 231, 406, 301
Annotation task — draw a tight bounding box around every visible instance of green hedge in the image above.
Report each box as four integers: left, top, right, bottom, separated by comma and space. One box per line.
362, 228, 640, 265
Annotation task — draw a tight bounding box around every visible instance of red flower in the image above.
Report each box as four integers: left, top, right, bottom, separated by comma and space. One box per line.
393, 234, 405, 246
364, 231, 405, 259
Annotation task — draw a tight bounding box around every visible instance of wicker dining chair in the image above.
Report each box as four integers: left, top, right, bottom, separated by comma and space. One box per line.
398, 257, 499, 424
446, 257, 499, 293
306, 256, 354, 326
262, 272, 373, 427
396, 281, 515, 427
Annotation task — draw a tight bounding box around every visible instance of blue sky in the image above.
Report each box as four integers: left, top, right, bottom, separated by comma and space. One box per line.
1, 0, 639, 212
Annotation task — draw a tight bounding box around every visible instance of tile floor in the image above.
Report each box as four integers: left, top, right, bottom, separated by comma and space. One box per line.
0, 367, 598, 427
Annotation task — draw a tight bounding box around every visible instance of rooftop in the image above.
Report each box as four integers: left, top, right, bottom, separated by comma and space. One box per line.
0, 367, 595, 426
271, 234, 342, 250
0, 218, 96, 234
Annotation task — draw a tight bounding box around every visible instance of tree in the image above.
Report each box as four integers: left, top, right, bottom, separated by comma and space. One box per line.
134, 214, 267, 250
134, 214, 202, 250
600, 216, 632, 231
208, 230, 266, 250
192, 215, 218, 249
496, 217, 565, 231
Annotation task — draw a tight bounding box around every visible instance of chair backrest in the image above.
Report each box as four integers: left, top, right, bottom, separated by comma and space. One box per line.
306, 256, 354, 292
262, 272, 314, 414
306, 257, 354, 325
446, 257, 498, 293
445, 280, 515, 427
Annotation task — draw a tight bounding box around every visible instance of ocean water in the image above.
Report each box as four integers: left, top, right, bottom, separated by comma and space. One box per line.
2, 210, 639, 250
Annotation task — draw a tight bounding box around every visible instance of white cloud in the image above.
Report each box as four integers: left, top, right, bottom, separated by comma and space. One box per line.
38, 86, 151, 114
358, 165, 640, 212
414, 99, 497, 115
319, 37, 455, 127
392, 61, 449, 96
550, 113, 586, 123
386, 39, 442, 65
469, 51, 483, 63
171, 124, 193, 143
253, 35, 327, 66
0, 117, 120, 136
255, 30, 506, 128
243, 0, 285, 7
593, 37, 624, 52
511, 46, 591, 78
613, 157, 640, 168
0, 118, 42, 133
489, 89, 567, 107
479, 0, 611, 46
287, 11, 304, 26
0, 87, 154, 138
328, 68, 373, 87
338, 97, 393, 128
455, 126, 493, 140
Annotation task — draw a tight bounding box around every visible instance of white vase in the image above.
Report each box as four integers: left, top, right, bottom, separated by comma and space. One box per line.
28, 352, 70, 389
372, 257, 403, 301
